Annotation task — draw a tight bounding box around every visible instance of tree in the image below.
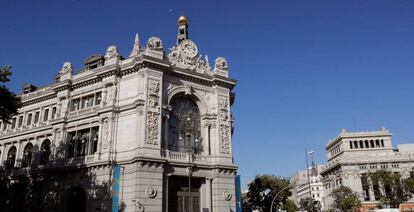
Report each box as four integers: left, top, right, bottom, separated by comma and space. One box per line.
369, 170, 410, 208
283, 199, 298, 212
403, 168, 414, 195
244, 175, 291, 212
330, 186, 361, 212
0, 65, 21, 123
299, 197, 319, 212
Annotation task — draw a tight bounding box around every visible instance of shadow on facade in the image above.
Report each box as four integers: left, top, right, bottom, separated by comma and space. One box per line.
0, 140, 116, 212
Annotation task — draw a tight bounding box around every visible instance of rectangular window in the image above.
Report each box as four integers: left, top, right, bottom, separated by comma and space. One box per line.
376, 140, 380, 147
18, 116, 23, 127
43, 108, 49, 121
381, 140, 384, 147
350, 141, 353, 149
370, 140, 374, 148
34, 111, 40, 124
359, 140, 364, 149
27, 113, 32, 126
365, 140, 369, 148
95, 92, 102, 105
354, 141, 358, 149
11, 118, 16, 129
70, 99, 80, 111
52, 107, 57, 119
2, 122, 7, 131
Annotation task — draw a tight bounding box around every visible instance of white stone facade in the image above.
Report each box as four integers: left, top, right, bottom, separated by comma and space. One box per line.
0, 16, 237, 212
290, 165, 325, 210
321, 128, 414, 210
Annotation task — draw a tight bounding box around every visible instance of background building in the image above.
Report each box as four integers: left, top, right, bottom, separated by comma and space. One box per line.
0, 16, 237, 212
321, 128, 414, 210
290, 164, 325, 211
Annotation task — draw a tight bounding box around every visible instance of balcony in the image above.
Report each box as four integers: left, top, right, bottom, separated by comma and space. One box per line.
161, 149, 209, 164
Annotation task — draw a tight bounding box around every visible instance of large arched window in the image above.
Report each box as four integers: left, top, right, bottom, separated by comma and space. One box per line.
40, 139, 51, 165
6, 146, 17, 169
22, 143, 33, 167
168, 96, 202, 154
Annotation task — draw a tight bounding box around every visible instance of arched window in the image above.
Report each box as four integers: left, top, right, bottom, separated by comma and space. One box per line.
6, 146, 17, 169
168, 96, 202, 154
40, 139, 51, 165
22, 143, 33, 167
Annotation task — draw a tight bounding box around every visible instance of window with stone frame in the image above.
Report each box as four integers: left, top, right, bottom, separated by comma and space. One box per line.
27, 113, 32, 126
168, 96, 202, 154
22, 143, 34, 168
18, 116, 23, 128
34, 111, 40, 124
51, 107, 57, 119
67, 127, 99, 158
6, 146, 17, 169
43, 108, 49, 121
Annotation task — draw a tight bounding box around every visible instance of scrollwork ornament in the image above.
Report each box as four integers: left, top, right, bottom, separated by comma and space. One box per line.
105, 45, 119, 60
145, 186, 157, 198
223, 190, 232, 201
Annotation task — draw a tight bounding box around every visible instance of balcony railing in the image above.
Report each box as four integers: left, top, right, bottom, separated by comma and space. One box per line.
161, 149, 209, 164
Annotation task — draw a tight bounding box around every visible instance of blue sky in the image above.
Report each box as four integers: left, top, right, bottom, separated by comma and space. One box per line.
1, 0, 414, 188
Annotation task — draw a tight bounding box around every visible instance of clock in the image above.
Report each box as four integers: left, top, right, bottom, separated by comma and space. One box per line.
179, 39, 198, 58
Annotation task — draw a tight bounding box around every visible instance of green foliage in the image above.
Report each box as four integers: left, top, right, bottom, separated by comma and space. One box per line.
283, 199, 298, 212
299, 197, 319, 212
0, 65, 21, 123
330, 186, 361, 212
244, 175, 291, 212
369, 170, 410, 208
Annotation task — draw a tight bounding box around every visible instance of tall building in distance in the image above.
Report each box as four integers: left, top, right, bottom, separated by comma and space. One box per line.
321, 128, 414, 210
0, 16, 237, 212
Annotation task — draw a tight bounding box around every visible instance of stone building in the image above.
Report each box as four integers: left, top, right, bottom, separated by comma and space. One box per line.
290, 164, 325, 210
320, 128, 414, 210
0, 16, 237, 212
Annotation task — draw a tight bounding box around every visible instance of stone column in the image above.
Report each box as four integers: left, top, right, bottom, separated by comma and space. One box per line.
206, 177, 213, 211
163, 115, 169, 150
15, 141, 23, 167
204, 123, 211, 155
0, 145, 6, 167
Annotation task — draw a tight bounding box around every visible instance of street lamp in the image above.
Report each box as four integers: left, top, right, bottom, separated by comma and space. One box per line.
269, 182, 309, 212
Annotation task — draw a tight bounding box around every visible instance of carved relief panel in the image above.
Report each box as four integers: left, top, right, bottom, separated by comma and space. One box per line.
146, 79, 161, 145
218, 96, 231, 154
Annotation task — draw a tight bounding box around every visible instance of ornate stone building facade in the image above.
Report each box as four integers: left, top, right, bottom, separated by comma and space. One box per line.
0, 16, 237, 212
321, 128, 414, 210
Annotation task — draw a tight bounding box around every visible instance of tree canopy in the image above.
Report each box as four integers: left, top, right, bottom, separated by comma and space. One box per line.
243, 174, 292, 212
330, 186, 361, 212
369, 170, 410, 208
0, 65, 21, 123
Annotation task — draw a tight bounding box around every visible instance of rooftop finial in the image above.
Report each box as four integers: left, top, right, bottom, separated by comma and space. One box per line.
177, 16, 189, 44
129, 33, 141, 57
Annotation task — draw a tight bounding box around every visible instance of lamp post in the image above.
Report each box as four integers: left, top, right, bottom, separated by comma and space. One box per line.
269, 183, 308, 212
305, 149, 314, 212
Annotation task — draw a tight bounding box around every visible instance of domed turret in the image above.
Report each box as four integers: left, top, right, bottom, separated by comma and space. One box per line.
178, 16, 189, 26
177, 16, 189, 44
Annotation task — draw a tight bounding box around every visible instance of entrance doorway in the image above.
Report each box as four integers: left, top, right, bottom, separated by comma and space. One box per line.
168, 176, 202, 212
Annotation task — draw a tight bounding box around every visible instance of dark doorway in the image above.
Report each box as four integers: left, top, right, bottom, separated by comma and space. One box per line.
65, 186, 86, 212
168, 176, 202, 212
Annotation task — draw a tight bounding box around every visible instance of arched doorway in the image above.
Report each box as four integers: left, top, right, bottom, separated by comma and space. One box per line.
64, 186, 86, 212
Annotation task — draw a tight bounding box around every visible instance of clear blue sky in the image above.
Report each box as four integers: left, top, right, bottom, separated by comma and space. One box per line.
1, 0, 414, 188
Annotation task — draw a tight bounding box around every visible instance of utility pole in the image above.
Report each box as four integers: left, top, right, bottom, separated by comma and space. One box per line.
305, 148, 313, 212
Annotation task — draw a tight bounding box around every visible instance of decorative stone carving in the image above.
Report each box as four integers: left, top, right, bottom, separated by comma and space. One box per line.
146, 79, 160, 145
102, 118, 110, 150
60, 98, 68, 116
168, 39, 211, 73
223, 190, 232, 201
147, 37, 163, 51
214, 57, 228, 70
147, 111, 159, 145
184, 85, 193, 95
145, 186, 157, 198
59, 62, 73, 75
148, 80, 160, 95
219, 97, 228, 109
105, 45, 120, 60
220, 124, 231, 154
